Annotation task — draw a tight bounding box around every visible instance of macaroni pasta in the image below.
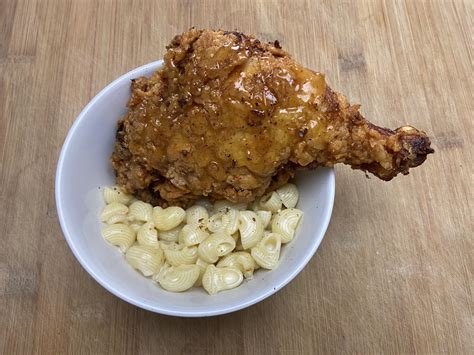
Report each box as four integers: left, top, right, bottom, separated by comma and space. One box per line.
99, 182, 303, 294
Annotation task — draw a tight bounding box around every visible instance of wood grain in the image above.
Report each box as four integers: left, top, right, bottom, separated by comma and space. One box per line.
0, 0, 472, 353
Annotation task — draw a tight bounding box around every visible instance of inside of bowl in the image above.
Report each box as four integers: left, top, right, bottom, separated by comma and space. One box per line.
56, 61, 335, 316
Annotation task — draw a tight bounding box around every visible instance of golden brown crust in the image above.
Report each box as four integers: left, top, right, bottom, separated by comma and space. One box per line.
111, 29, 433, 206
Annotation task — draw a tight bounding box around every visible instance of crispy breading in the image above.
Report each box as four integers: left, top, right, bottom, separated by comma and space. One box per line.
112, 29, 433, 207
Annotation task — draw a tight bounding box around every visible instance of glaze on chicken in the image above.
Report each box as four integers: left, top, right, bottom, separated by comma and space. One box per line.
112, 29, 433, 207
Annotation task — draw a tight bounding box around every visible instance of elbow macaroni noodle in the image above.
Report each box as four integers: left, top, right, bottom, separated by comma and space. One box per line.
164, 246, 198, 266
155, 264, 200, 292
185, 205, 209, 227
101, 223, 135, 252
256, 210, 272, 229
197, 233, 236, 263
158, 225, 182, 243
137, 222, 160, 248
251, 233, 282, 270
276, 183, 299, 208
238, 211, 264, 250
271, 208, 303, 243
99, 183, 303, 295
153, 206, 186, 231
217, 251, 256, 279
202, 265, 244, 295
128, 201, 153, 223
103, 186, 133, 205
213, 200, 248, 213
125, 244, 164, 276
100, 202, 129, 224
207, 208, 239, 235
257, 191, 283, 212
179, 224, 209, 246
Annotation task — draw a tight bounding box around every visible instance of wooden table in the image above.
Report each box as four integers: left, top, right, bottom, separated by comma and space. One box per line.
1, 0, 472, 353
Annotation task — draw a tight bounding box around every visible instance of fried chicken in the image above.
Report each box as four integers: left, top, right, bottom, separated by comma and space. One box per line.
112, 29, 434, 207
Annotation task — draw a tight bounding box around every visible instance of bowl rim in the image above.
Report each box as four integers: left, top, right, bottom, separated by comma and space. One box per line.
55, 60, 335, 317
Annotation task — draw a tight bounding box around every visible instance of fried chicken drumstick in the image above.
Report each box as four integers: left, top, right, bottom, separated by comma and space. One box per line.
112, 29, 433, 207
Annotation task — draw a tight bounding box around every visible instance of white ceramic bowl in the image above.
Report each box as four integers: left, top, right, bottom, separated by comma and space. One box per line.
55, 60, 335, 317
